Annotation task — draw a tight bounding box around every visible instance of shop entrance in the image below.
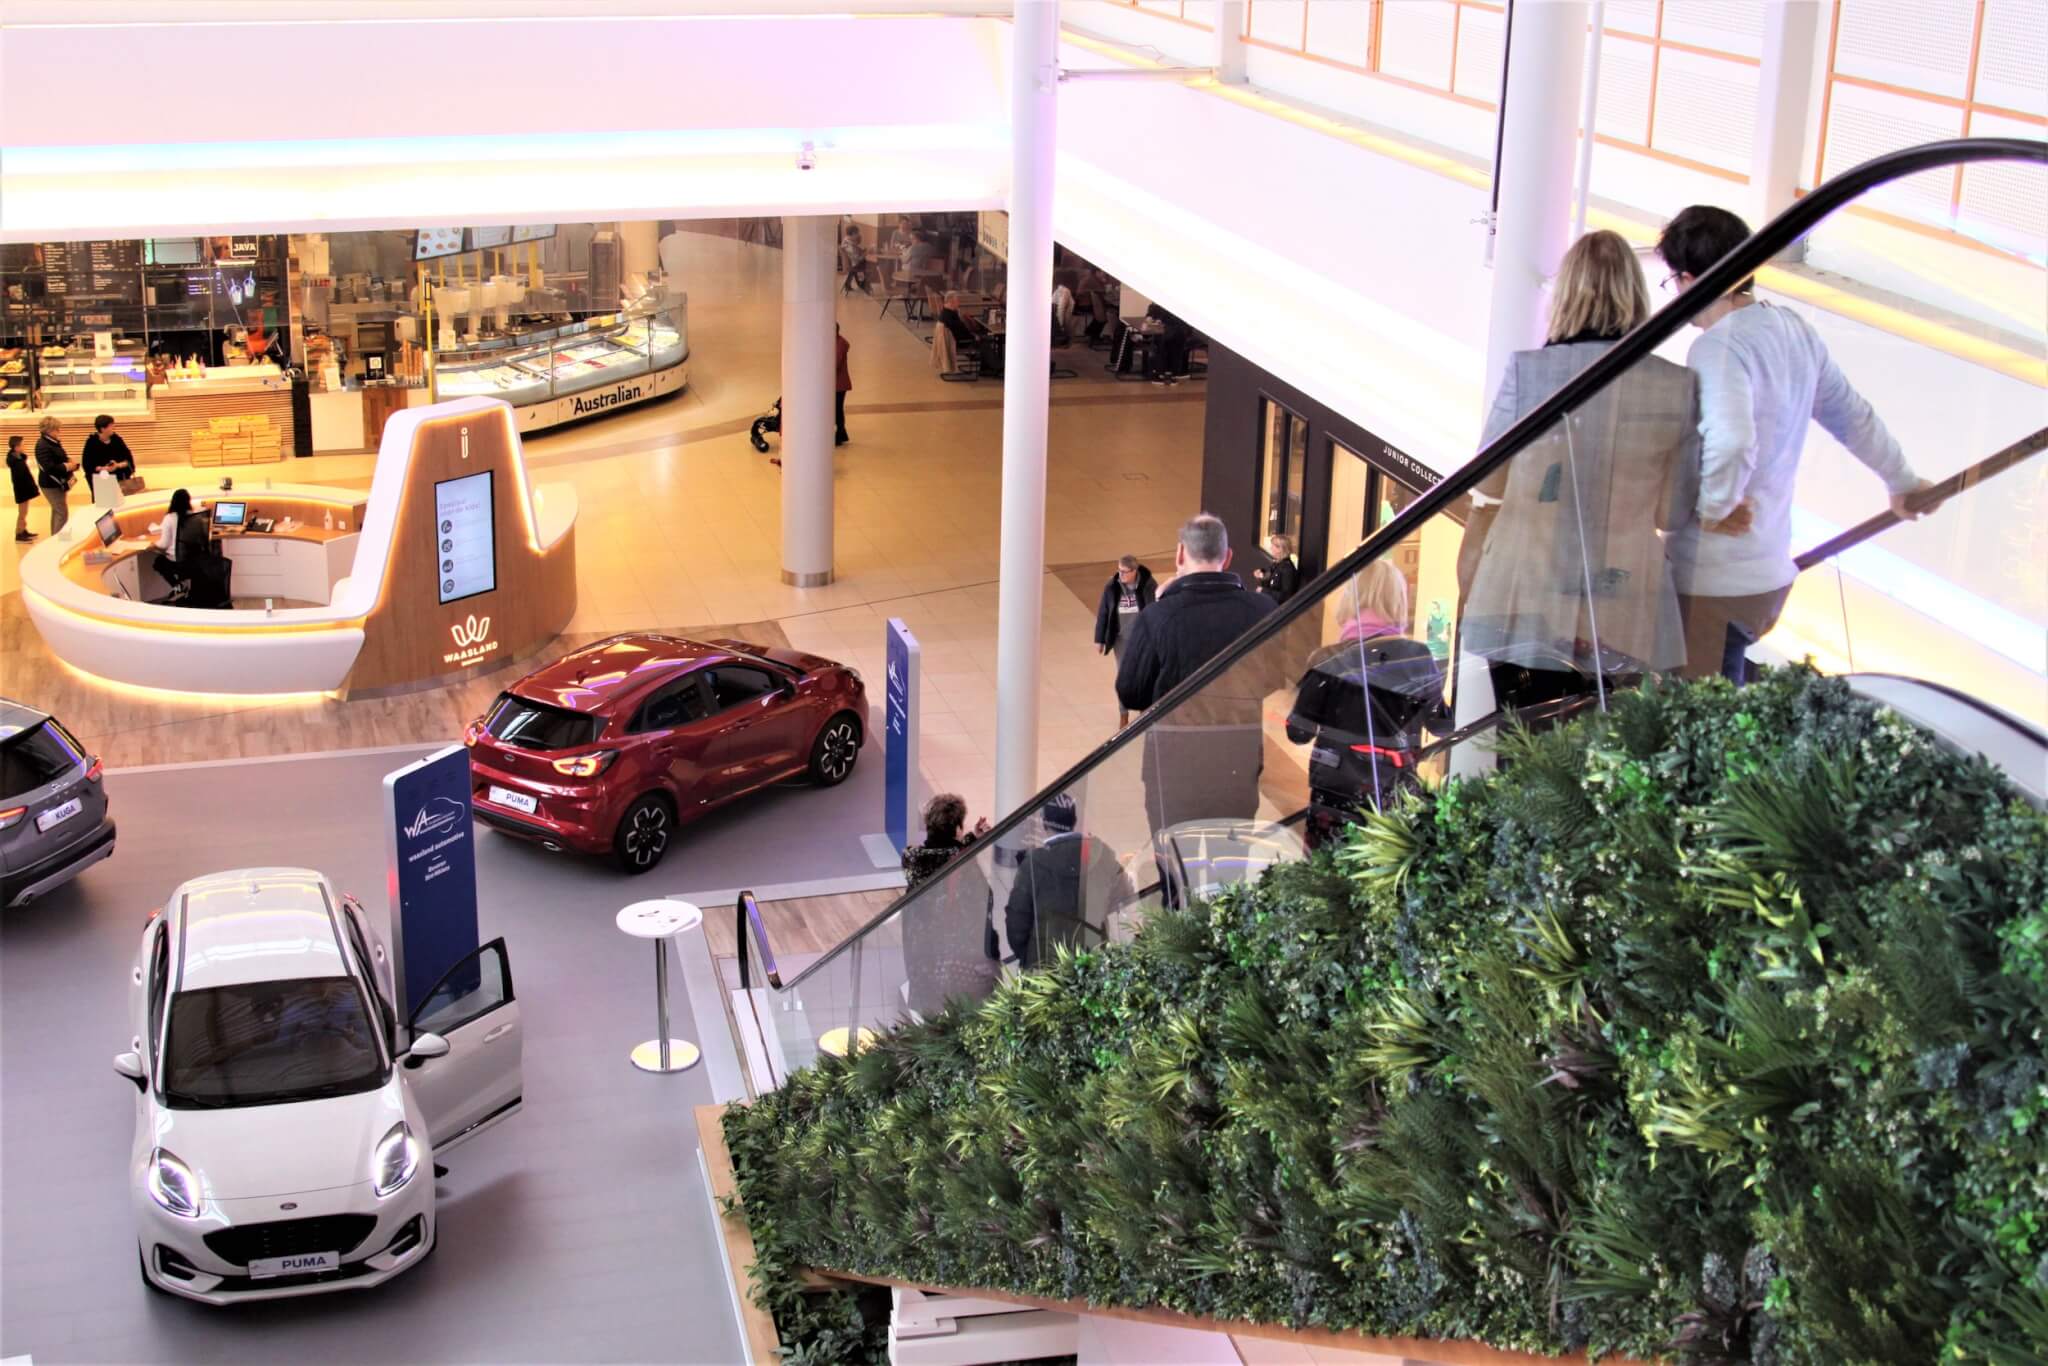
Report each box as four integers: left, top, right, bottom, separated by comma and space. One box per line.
1322, 439, 1464, 659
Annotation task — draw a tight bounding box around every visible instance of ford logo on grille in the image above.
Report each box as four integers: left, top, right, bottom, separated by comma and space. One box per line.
279, 1201, 298, 1211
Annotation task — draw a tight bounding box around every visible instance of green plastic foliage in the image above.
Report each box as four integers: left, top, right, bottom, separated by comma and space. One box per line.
724, 669, 2048, 1364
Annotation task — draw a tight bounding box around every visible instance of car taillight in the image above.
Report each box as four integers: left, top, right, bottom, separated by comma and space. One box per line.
551, 750, 618, 778
85, 757, 104, 782
0, 806, 25, 832
1349, 743, 1408, 769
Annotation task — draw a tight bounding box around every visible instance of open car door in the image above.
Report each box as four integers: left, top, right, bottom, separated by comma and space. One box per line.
404, 938, 523, 1154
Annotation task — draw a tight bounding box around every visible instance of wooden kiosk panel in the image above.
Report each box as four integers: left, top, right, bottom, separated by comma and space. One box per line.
345, 406, 576, 692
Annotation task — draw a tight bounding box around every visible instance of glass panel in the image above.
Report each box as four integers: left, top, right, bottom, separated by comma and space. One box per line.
1323, 440, 1373, 573
1259, 398, 1286, 540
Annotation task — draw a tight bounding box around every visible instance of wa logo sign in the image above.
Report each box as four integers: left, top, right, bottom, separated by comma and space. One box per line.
404, 796, 467, 842
444, 614, 500, 667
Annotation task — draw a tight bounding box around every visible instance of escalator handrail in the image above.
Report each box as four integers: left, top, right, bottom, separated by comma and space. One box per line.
773, 134, 2047, 994
736, 889, 785, 991
1792, 423, 2047, 570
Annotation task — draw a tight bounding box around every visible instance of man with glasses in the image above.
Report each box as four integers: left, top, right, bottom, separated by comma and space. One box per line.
1657, 205, 1929, 683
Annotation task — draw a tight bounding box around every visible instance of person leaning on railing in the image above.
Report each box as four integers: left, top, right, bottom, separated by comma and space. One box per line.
1656, 205, 1930, 684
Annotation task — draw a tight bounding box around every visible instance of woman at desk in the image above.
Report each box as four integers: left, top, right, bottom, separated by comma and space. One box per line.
153, 489, 227, 608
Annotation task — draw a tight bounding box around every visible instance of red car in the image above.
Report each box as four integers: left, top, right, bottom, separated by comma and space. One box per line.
466, 634, 866, 873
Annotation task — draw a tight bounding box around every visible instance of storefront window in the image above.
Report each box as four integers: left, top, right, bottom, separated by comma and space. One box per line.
1259, 397, 1307, 548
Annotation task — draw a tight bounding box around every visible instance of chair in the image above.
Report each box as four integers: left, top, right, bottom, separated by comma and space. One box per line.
933, 327, 980, 383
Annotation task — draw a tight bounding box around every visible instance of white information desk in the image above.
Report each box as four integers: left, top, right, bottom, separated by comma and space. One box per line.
18, 398, 578, 697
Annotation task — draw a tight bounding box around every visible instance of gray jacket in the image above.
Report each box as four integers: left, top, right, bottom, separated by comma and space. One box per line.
1462, 341, 1700, 674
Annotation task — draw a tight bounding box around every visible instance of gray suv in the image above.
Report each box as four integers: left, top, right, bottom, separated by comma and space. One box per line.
1, 699, 115, 907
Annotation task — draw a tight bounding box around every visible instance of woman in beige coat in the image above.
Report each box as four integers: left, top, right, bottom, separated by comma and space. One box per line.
1459, 229, 1700, 702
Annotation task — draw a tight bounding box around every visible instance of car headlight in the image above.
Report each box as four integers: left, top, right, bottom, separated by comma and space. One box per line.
147, 1147, 201, 1218
550, 750, 617, 778
372, 1122, 418, 1198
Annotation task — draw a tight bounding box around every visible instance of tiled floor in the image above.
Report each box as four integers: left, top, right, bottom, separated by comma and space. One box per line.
1, 231, 1207, 823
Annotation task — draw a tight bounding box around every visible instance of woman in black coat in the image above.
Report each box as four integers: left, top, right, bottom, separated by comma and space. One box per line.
1252, 533, 1300, 605
34, 417, 74, 537
8, 435, 37, 541
1094, 556, 1157, 727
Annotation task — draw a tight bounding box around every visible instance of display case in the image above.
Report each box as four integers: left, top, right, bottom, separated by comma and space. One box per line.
32, 340, 150, 415
432, 294, 687, 432
0, 346, 29, 413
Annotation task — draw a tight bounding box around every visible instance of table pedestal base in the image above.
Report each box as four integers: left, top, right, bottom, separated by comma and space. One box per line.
630, 1038, 701, 1074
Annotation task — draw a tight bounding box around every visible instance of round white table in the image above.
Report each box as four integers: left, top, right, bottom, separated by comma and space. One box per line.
615, 899, 703, 1073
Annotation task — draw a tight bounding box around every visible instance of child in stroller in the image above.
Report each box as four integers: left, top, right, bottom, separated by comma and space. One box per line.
749, 398, 781, 457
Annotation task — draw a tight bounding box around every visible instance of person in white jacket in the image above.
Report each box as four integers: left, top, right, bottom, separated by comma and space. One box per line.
1656, 205, 1930, 682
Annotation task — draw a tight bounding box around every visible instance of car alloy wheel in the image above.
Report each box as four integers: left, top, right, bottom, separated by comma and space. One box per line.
616, 798, 671, 873
814, 717, 859, 786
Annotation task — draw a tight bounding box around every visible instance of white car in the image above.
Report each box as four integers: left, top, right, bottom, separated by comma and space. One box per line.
118, 868, 523, 1304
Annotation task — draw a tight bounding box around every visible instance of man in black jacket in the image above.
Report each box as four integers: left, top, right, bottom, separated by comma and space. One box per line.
1115, 513, 1278, 828
1093, 555, 1156, 728
1003, 794, 1131, 971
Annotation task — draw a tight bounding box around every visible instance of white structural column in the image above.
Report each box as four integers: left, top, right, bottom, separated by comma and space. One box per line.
780, 216, 836, 587
991, 1, 1060, 823
1214, 0, 1247, 83
1481, 0, 1590, 400
1752, 1, 1824, 246
619, 219, 661, 284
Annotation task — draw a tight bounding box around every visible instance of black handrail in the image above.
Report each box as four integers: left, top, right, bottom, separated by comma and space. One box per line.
1792, 424, 2047, 571
772, 134, 2047, 993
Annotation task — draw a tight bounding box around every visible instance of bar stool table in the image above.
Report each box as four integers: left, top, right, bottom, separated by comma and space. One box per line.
616, 899, 702, 1073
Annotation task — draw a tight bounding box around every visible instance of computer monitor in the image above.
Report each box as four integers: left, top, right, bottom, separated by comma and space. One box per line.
212, 501, 247, 527
95, 511, 119, 547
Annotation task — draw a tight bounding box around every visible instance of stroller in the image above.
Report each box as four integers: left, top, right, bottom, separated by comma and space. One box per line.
749, 398, 781, 452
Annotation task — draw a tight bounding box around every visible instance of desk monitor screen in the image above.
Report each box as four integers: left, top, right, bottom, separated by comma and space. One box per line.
435, 470, 496, 605
96, 511, 119, 547
212, 501, 247, 527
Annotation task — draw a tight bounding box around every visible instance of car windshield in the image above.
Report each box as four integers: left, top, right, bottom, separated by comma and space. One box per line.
484, 693, 602, 751
161, 978, 386, 1109
0, 719, 85, 800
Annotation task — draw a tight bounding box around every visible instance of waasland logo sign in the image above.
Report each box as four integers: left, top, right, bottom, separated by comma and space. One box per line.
404, 796, 467, 842
443, 614, 499, 667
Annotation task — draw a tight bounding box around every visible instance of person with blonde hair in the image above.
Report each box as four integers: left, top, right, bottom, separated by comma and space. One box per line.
33, 415, 75, 537
1334, 558, 1410, 643
1252, 533, 1300, 605
1288, 558, 1447, 844
1457, 228, 1701, 721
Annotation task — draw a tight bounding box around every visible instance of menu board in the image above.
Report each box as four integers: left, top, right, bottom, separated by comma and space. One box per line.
511, 224, 557, 243
468, 226, 512, 250
38, 240, 142, 301
414, 227, 465, 261
434, 471, 497, 605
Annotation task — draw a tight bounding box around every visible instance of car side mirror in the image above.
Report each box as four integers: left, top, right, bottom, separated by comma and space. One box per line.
113, 1050, 146, 1091
405, 1032, 450, 1067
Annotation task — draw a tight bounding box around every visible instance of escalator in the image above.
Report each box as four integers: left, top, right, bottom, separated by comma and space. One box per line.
717, 136, 2048, 1098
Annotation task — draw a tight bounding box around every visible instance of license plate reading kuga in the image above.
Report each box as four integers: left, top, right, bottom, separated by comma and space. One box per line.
249, 1250, 339, 1279
35, 797, 82, 832
488, 785, 538, 814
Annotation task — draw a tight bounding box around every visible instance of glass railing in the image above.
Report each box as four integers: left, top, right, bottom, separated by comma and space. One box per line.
723, 136, 2047, 1087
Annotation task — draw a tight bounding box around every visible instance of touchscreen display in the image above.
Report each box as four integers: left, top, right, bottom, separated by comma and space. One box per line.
434, 471, 496, 605
468, 226, 512, 250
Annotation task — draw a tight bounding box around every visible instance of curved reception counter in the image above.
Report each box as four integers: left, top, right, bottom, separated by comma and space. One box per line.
20, 397, 577, 697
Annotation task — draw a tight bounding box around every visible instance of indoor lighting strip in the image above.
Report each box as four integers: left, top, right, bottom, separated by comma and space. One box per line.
1058, 26, 2046, 392
44, 653, 339, 708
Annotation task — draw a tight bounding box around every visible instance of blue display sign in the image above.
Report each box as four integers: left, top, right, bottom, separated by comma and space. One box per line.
884, 618, 921, 853
382, 745, 482, 1022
